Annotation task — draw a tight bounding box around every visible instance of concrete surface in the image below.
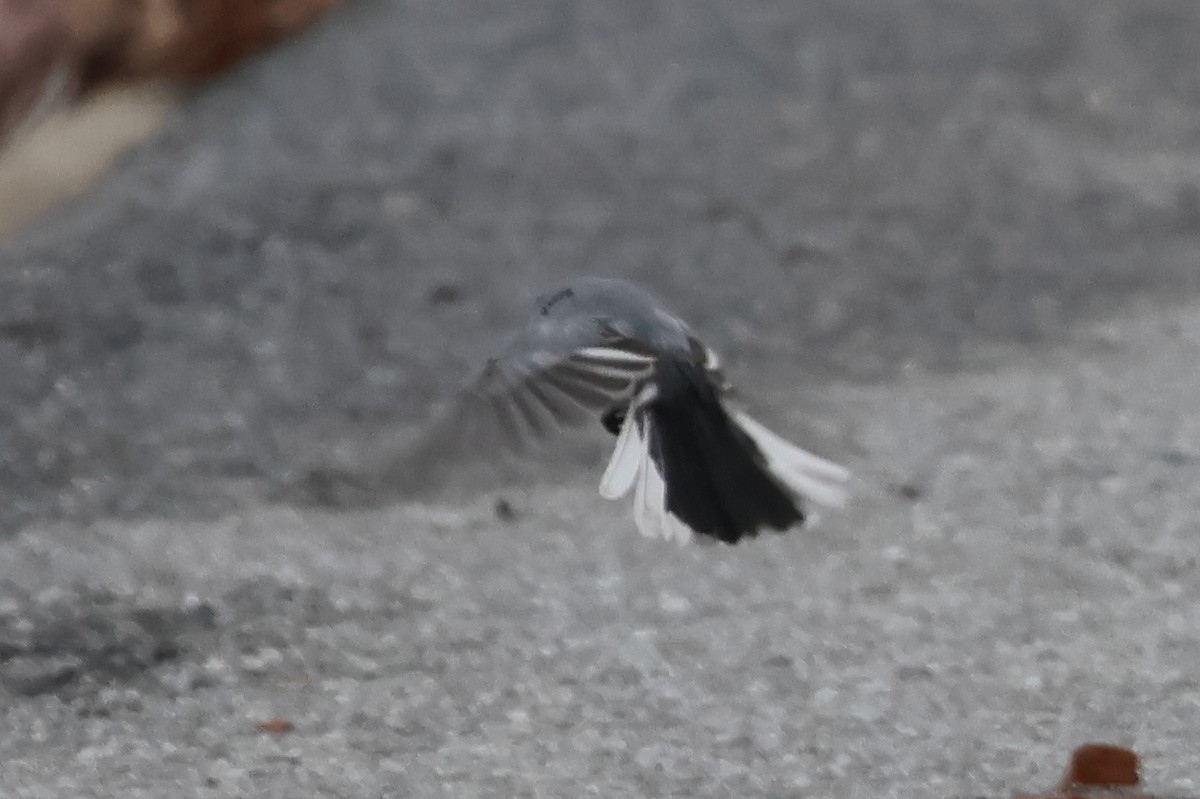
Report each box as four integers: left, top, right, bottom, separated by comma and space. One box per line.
1, 1, 1199, 796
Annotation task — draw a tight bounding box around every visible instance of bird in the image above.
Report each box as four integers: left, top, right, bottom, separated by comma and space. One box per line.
427, 277, 850, 544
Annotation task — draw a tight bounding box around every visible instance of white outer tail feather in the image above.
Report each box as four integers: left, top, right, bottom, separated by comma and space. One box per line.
598, 403, 850, 542
730, 409, 850, 509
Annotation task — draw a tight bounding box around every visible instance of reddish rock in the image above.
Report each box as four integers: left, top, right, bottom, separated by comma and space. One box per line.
1016, 743, 1151, 799
1059, 743, 1140, 789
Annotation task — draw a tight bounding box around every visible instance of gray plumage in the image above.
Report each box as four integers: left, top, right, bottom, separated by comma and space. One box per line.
428, 276, 849, 544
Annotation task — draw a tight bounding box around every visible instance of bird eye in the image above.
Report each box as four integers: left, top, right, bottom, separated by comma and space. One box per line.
540, 287, 574, 315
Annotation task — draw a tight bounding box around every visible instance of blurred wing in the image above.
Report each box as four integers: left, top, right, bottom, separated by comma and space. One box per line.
437, 319, 658, 454
480, 346, 655, 448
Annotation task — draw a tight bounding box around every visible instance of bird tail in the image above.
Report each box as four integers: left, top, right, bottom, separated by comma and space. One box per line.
598, 358, 849, 544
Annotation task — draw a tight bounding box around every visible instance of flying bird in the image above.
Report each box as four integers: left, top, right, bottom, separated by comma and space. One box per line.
432, 277, 849, 544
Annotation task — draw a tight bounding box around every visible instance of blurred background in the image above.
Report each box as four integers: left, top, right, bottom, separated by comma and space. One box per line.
3, 2, 1200, 797
0, 0, 340, 236
3, 0, 1198, 538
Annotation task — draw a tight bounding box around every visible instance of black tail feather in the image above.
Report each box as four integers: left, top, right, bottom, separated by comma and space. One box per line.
645, 358, 803, 543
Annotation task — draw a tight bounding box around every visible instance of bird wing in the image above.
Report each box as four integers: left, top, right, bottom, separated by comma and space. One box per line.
436, 315, 658, 454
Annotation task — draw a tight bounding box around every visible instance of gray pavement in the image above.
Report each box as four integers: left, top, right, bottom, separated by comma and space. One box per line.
1, 1, 1199, 796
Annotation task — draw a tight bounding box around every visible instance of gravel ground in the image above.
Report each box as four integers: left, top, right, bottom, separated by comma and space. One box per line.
2, 303, 1199, 798
1, 1, 1199, 796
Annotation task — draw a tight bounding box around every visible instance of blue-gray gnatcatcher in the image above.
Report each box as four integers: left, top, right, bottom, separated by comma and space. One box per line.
444, 277, 849, 544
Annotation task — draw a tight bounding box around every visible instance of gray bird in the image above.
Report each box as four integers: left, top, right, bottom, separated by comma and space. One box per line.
437, 277, 849, 544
